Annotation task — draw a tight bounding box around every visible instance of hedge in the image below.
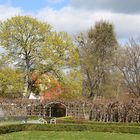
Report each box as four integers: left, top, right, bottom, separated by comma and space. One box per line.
57, 119, 140, 127
26, 116, 140, 127
1, 124, 140, 135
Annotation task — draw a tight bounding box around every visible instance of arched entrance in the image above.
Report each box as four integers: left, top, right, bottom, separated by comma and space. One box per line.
45, 102, 67, 117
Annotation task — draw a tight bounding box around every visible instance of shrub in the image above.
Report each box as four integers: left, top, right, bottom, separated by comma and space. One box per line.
56, 117, 140, 127
1, 123, 140, 134
0, 124, 26, 134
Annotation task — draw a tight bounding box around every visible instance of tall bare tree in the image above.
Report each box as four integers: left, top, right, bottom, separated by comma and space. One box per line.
116, 39, 140, 97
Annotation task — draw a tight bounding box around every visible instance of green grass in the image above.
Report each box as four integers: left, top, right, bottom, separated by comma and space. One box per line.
0, 131, 140, 140
0, 121, 20, 126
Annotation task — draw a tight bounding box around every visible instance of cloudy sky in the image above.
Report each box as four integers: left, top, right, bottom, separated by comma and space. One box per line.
0, 0, 140, 43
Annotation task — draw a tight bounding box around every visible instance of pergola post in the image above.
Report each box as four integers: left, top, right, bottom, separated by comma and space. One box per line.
66, 108, 68, 116
49, 107, 51, 117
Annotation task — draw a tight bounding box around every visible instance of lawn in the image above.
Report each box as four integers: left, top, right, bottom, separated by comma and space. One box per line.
0, 131, 140, 140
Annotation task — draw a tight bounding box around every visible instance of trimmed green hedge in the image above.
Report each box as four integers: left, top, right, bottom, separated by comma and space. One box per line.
57, 119, 140, 126
1, 123, 140, 135
27, 116, 140, 126
54, 116, 140, 127
0, 124, 26, 134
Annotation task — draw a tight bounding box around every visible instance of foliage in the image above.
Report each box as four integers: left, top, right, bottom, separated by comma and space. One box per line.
40, 32, 79, 81
0, 16, 51, 97
0, 68, 24, 98
77, 21, 118, 98
99, 71, 124, 98
60, 70, 83, 99
0, 16, 79, 98
1, 16, 139, 99
0, 54, 10, 68
30, 72, 64, 100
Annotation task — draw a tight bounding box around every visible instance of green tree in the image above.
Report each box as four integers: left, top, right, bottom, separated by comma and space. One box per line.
40, 31, 79, 76
0, 16, 79, 98
60, 70, 83, 99
38, 32, 80, 98
0, 68, 24, 98
0, 16, 51, 97
78, 21, 118, 99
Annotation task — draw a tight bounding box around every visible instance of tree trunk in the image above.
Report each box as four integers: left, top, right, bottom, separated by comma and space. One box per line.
25, 56, 32, 98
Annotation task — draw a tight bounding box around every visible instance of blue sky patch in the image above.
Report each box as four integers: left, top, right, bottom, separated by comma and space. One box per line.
0, 0, 69, 11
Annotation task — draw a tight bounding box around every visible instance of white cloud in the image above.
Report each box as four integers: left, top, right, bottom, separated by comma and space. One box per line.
36, 6, 140, 40
0, 3, 140, 42
0, 4, 22, 21
37, 6, 95, 35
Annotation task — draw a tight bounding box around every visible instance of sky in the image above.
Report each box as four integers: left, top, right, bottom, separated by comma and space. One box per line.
0, 0, 140, 44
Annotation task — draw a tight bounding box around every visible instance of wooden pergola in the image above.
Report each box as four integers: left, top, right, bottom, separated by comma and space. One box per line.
1, 98, 140, 122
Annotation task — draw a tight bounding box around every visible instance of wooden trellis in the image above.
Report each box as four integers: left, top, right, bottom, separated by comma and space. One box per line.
1, 98, 140, 122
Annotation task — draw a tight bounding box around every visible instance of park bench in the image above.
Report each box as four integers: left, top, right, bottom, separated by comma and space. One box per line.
40, 117, 56, 124
50, 117, 56, 124
38, 118, 48, 124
